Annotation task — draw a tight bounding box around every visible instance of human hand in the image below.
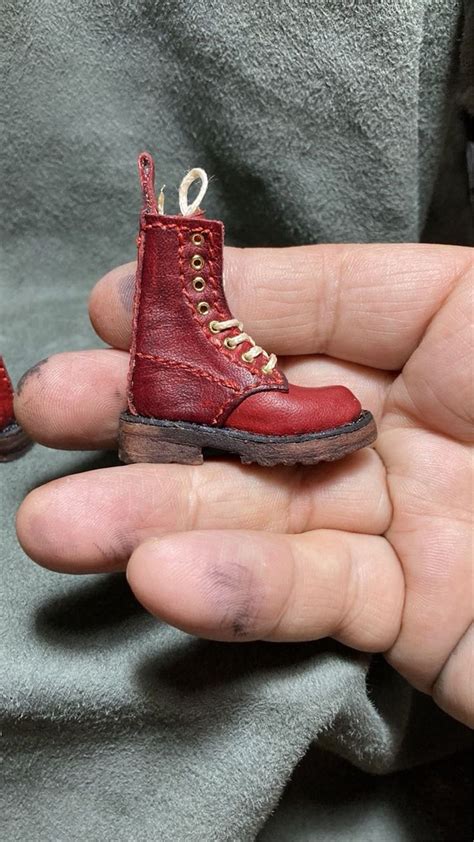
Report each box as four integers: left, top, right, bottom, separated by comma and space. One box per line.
15, 243, 473, 727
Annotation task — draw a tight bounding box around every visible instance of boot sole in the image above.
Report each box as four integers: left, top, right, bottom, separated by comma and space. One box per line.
0, 423, 32, 462
118, 410, 377, 467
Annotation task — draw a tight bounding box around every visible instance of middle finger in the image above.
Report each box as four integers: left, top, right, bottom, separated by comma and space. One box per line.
17, 449, 391, 574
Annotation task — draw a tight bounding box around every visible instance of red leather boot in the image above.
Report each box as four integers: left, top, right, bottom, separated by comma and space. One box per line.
0, 357, 30, 461
119, 153, 376, 466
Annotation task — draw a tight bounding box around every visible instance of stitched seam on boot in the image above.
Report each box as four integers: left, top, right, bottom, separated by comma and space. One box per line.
177, 224, 283, 384
176, 226, 260, 376
143, 221, 213, 233
143, 219, 283, 387
206, 227, 228, 322
129, 221, 212, 415
207, 226, 281, 380
133, 219, 284, 411
177, 225, 234, 361
211, 393, 246, 425
0, 373, 12, 393
135, 352, 242, 392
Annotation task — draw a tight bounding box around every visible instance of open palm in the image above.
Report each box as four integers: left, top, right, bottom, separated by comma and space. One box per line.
15, 243, 473, 727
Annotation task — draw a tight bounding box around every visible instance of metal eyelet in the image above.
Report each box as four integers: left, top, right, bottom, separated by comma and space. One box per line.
191, 254, 204, 270
209, 321, 221, 334
193, 277, 206, 292
224, 337, 236, 350
197, 301, 210, 315
241, 351, 253, 363
191, 232, 204, 246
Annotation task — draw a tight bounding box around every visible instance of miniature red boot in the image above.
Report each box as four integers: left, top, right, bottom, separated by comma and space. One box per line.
119, 153, 377, 466
0, 357, 30, 461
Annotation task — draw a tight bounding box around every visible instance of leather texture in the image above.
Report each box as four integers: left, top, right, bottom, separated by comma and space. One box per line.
128, 153, 363, 434
128, 155, 288, 426
0, 357, 15, 430
225, 384, 361, 435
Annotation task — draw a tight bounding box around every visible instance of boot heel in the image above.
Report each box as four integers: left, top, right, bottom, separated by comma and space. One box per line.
118, 416, 203, 465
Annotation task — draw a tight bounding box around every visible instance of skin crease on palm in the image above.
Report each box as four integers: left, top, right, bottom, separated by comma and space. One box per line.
14, 243, 473, 728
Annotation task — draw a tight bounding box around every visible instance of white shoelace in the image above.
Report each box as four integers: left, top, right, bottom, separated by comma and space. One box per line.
173, 170, 278, 374
210, 319, 277, 374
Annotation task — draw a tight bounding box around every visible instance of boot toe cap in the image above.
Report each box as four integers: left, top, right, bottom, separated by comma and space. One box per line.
225, 383, 362, 436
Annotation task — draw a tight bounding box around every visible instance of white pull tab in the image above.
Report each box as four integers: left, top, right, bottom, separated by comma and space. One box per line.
179, 168, 208, 216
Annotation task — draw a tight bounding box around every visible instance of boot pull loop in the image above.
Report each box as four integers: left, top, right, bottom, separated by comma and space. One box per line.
179, 168, 208, 217
137, 152, 162, 215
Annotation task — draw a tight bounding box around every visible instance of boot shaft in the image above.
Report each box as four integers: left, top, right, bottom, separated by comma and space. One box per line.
127, 154, 286, 425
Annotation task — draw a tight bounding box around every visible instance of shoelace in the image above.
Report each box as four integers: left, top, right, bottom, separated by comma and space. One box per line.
176, 170, 277, 374
209, 319, 277, 374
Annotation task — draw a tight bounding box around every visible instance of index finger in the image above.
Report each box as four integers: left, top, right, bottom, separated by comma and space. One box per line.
89, 243, 472, 369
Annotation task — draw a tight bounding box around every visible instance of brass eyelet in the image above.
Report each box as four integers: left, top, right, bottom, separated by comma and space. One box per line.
193, 277, 206, 292
224, 337, 236, 350
191, 232, 204, 246
209, 321, 221, 334
191, 254, 204, 270
197, 301, 210, 315
241, 351, 253, 364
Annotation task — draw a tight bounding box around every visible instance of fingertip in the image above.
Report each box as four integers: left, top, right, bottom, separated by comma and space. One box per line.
89, 262, 136, 349
126, 537, 161, 589
14, 350, 128, 449
16, 484, 65, 572
16, 470, 134, 574
16, 479, 88, 573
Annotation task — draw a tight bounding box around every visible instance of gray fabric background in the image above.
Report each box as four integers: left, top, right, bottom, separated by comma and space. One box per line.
1, 2, 472, 840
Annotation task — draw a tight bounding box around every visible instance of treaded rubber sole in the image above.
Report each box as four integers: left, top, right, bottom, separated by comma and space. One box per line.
118, 410, 377, 467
